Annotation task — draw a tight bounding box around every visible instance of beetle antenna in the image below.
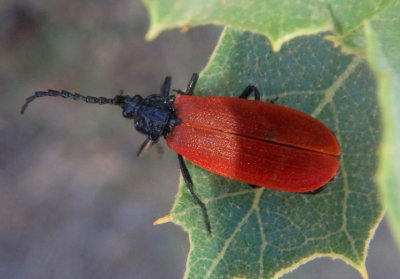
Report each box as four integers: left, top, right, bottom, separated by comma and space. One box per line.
20, 89, 117, 114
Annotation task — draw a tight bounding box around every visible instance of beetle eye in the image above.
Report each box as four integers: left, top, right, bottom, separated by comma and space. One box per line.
120, 96, 142, 118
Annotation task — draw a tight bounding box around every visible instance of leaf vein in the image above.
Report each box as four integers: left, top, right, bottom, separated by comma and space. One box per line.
312, 56, 363, 117
205, 189, 263, 278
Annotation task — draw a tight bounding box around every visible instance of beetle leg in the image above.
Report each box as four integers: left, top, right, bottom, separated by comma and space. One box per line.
300, 184, 330, 195
173, 73, 199, 96
267, 96, 279, 104
161, 76, 172, 97
136, 137, 156, 157
239, 86, 260, 101
300, 172, 338, 194
177, 154, 211, 234
239, 86, 280, 104
183, 73, 199, 95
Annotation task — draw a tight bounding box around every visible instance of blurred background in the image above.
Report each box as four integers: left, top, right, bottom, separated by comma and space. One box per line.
0, 1, 399, 278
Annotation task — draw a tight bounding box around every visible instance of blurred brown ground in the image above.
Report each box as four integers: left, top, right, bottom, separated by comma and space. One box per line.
0, 1, 399, 279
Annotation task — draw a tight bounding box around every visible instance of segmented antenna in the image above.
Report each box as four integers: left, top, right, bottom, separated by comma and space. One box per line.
20, 89, 116, 114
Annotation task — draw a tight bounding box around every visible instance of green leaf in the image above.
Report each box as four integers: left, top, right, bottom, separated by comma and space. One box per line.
141, 0, 399, 275
169, 29, 382, 279
142, 0, 393, 50
364, 2, 400, 250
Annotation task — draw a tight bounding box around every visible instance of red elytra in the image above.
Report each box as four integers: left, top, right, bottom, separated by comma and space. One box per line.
167, 95, 340, 192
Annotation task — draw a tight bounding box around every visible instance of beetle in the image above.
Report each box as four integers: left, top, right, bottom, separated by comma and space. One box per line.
21, 74, 340, 234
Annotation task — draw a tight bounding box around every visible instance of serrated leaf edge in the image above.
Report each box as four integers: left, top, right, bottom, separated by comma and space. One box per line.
170, 206, 384, 279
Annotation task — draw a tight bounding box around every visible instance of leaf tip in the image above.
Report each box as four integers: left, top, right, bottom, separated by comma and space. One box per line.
358, 265, 369, 279
270, 40, 283, 52
153, 214, 173, 225
145, 27, 160, 41
142, 0, 161, 41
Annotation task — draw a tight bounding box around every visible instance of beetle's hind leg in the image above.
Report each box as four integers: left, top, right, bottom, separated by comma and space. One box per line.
173, 73, 199, 96
300, 184, 330, 195
239, 86, 279, 104
267, 96, 279, 104
300, 173, 338, 195
177, 154, 211, 234
239, 86, 260, 101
